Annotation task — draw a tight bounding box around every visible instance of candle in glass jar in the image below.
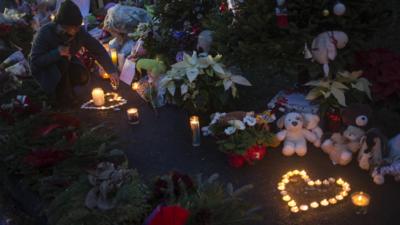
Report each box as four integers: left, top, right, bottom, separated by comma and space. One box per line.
92, 88, 105, 106
190, 116, 201, 147
110, 48, 118, 66
127, 108, 140, 125
132, 82, 140, 91
102, 72, 110, 79
351, 192, 370, 215
351, 192, 370, 207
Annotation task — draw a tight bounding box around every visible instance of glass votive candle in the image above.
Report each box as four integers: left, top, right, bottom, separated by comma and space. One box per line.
127, 108, 140, 125
190, 116, 201, 147
351, 192, 370, 215
132, 82, 140, 91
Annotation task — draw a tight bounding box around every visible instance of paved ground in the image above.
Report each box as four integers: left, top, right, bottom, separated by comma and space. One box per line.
61, 76, 400, 225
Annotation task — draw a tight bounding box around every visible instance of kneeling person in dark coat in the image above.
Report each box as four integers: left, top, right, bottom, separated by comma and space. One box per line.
29, 0, 119, 105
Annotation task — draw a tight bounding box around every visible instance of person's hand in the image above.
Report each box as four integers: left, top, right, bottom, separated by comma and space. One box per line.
58, 46, 71, 58
110, 72, 120, 89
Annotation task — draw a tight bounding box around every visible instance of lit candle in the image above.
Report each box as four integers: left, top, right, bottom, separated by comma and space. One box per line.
329, 198, 337, 204
299, 170, 307, 176
341, 191, 348, 197
293, 170, 300, 175
291, 206, 299, 213
110, 48, 118, 66
126, 108, 140, 125
351, 192, 370, 214
50, 14, 55, 21
280, 191, 288, 196
310, 202, 319, 208
315, 179, 322, 186
300, 205, 309, 211
320, 199, 329, 206
307, 181, 315, 186
288, 200, 296, 207
336, 178, 344, 185
132, 82, 140, 91
92, 88, 105, 106
190, 116, 201, 147
282, 178, 290, 184
287, 171, 294, 176
323, 179, 330, 186
335, 195, 344, 201
329, 177, 336, 183
101, 72, 110, 79
282, 195, 291, 202
277, 185, 285, 191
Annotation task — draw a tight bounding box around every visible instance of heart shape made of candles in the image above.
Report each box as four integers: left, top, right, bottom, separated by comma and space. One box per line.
277, 170, 351, 213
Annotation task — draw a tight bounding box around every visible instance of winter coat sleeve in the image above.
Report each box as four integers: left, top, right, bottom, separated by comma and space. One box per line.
29, 28, 62, 68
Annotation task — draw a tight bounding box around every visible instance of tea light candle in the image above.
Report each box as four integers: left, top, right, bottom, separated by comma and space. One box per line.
335, 195, 344, 201
282, 195, 291, 202
323, 179, 330, 186
110, 48, 118, 66
101, 72, 110, 79
307, 181, 315, 186
329, 177, 336, 183
351, 192, 370, 214
288, 200, 296, 207
277, 185, 285, 191
126, 108, 140, 125
282, 178, 290, 184
315, 180, 322, 186
337, 178, 344, 185
341, 191, 348, 197
280, 191, 288, 196
92, 88, 105, 106
190, 116, 201, 147
320, 199, 329, 206
293, 170, 300, 175
299, 170, 307, 176
310, 202, 319, 208
132, 82, 140, 91
300, 205, 309, 211
291, 206, 299, 213
329, 198, 337, 204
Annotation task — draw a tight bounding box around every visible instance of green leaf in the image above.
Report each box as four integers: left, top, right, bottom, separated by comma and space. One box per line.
331, 86, 346, 106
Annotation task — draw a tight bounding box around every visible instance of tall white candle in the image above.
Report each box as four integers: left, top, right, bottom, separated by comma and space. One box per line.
92, 88, 105, 106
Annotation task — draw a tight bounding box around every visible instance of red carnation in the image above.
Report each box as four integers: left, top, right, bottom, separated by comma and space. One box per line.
228, 154, 246, 168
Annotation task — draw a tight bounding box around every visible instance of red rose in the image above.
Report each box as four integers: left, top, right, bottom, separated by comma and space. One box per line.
228, 154, 246, 168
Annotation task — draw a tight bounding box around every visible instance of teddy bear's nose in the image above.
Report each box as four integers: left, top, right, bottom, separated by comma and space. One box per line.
292, 121, 298, 126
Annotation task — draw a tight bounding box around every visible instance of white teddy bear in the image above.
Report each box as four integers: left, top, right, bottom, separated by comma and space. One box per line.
303, 113, 323, 147
276, 112, 318, 157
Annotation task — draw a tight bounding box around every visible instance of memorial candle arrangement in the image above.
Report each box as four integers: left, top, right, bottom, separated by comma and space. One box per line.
277, 170, 351, 213
190, 116, 201, 147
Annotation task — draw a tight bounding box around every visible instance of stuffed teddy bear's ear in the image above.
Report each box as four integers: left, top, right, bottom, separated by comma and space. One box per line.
302, 113, 319, 129
277, 115, 286, 129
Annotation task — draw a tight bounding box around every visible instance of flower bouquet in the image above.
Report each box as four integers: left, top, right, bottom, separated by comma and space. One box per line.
160, 52, 251, 113
202, 111, 279, 168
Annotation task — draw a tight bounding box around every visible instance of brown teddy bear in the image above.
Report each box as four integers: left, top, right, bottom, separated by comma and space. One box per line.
322, 125, 365, 165
341, 104, 372, 130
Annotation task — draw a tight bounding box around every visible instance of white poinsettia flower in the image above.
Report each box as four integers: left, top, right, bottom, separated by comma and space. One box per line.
224, 126, 237, 135
202, 126, 212, 136
186, 67, 200, 82
229, 120, 246, 130
210, 112, 225, 124
243, 115, 257, 126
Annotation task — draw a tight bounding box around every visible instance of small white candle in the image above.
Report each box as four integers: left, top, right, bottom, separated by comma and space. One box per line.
293, 170, 300, 175
310, 202, 319, 208
323, 179, 330, 186
329, 198, 337, 204
282, 195, 291, 202
337, 178, 344, 185
341, 191, 348, 197
288, 200, 296, 207
307, 181, 315, 186
92, 88, 105, 106
291, 206, 299, 213
299, 170, 307, 176
315, 180, 322, 186
300, 205, 309, 211
336, 195, 344, 201
282, 178, 290, 184
329, 177, 336, 183
280, 191, 288, 196
320, 199, 329, 206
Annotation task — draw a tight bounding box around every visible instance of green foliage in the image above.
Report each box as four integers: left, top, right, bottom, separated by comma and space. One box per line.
47, 173, 150, 225
208, 0, 396, 77
144, 0, 217, 61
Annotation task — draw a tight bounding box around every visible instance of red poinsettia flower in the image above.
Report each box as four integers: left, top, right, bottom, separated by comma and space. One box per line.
228, 154, 246, 168
245, 145, 267, 161
23, 148, 67, 168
